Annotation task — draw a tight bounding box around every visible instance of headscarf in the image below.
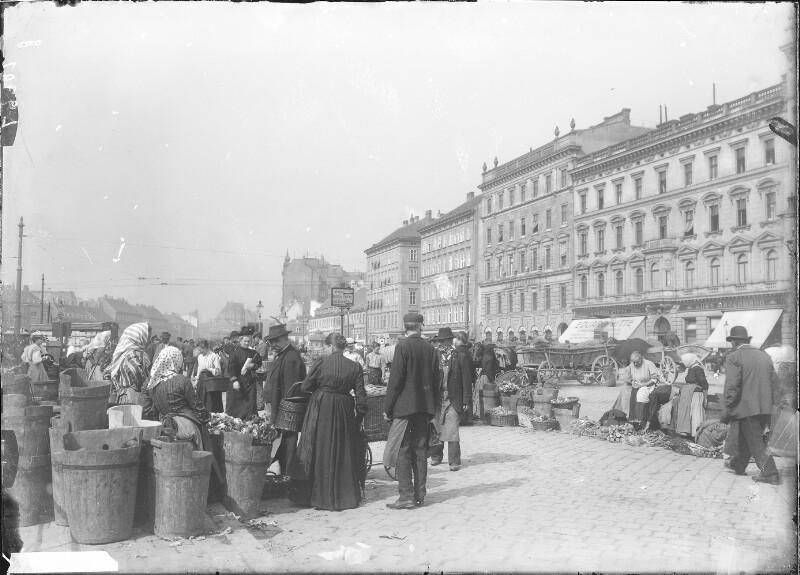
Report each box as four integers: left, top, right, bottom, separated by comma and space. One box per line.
148, 346, 183, 390
86, 331, 111, 352
108, 322, 150, 381
680, 353, 702, 369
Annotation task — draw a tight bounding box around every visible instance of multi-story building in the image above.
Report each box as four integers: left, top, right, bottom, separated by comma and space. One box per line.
307, 287, 367, 342
419, 193, 481, 338
477, 111, 651, 345
281, 254, 364, 318
99, 297, 144, 331
570, 83, 794, 348
365, 212, 434, 341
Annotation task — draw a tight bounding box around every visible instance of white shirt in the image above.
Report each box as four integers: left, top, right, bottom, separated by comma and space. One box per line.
194, 351, 221, 381
343, 349, 365, 368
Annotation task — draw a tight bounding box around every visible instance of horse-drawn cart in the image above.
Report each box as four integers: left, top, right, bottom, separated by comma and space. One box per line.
518, 341, 618, 385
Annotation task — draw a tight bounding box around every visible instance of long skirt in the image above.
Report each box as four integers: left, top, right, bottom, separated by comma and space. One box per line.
27, 363, 49, 383
226, 381, 257, 420
290, 389, 364, 511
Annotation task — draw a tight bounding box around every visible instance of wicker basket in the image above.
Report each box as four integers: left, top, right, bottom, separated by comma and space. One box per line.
529, 419, 559, 431
364, 394, 389, 442
262, 471, 290, 499
274, 397, 308, 432
489, 413, 518, 427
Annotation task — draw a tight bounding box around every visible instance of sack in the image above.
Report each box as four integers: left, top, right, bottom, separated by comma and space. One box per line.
768, 406, 798, 458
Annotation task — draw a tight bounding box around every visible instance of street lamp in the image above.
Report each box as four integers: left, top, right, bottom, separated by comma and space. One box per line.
256, 300, 263, 336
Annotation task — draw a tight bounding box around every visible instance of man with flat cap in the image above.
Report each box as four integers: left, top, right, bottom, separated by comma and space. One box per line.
384, 312, 440, 509
721, 325, 781, 485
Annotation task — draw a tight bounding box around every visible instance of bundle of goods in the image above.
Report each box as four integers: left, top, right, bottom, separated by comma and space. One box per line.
604, 423, 636, 443
517, 406, 558, 430
207, 413, 279, 445
569, 417, 600, 437
497, 381, 521, 396
640, 430, 672, 449
550, 396, 579, 409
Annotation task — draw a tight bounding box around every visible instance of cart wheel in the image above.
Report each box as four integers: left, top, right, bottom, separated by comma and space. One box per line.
384, 464, 397, 481
364, 443, 373, 474
660, 356, 678, 384
591, 355, 618, 386
537, 360, 557, 384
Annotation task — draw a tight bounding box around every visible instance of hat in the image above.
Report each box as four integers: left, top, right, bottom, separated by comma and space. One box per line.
346, 337, 355, 345
239, 326, 255, 336
403, 312, 424, 324
266, 324, 292, 341
229, 331, 240, 339
726, 325, 752, 343
160, 331, 171, 338
435, 327, 454, 341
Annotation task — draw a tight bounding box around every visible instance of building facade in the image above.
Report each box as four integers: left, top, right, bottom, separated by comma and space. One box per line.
99, 297, 144, 331
365, 212, 434, 341
477, 111, 652, 345
281, 254, 364, 318
307, 287, 368, 342
570, 83, 794, 347
419, 193, 481, 338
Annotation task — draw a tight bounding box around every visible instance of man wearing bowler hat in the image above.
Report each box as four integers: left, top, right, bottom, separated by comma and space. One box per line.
428, 327, 469, 470
267, 324, 307, 476
384, 312, 440, 509
721, 326, 781, 485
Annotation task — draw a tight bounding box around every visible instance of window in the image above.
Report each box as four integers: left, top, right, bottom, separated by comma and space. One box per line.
532, 247, 538, 270
597, 188, 605, 210
634, 220, 643, 245
519, 251, 526, 272
410, 268, 417, 281
497, 294, 503, 314
520, 217, 527, 236
508, 220, 515, 240
736, 198, 747, 227
684, 210, 694, 237
409, 289, 417, 306
684, 261, 694, 288
533, 179, 539, 197
559, 241, 568, 267
545, 175, 552, 194
532, 213, 539, 234
684, 162, 693, 186
684, 318, 697, 343
765, 191, 777, 220
635, 268, 644, 292
709, 204, 720, 232
560, 204, 567, 225
546, 209, 552, 230
508, 293, 513, 311
498, 191, 504, 210
658, 215, 668, 239
532, 291, 538, 310
509, 188, 515, 205
498, 223, 504, 242
658, 170, 667, 194
708, 155, 718, 180
560, 285, 567, 308
507, 254, 514, 275
580, 276, 588, 298
486, 197, 493, 214
486, 227, 492, 244
615, 182, 623, 204
520, 290, 525, 312
410, 249, 418, 262
545, 246, 552, 269
710, 258, 720, 286
615, 225, 623, 249
766, 249, 777, 281
596, 229, 605, 252
634, 177, 643, 200
496, 257, 502, 279
520, 183, 527, 203
615, 270, 624, 295
579, 193, 587, 214
545, 286, 551, 309
735, 147, 746, 174
736, 254, 748, 284
650, 263, 660, 289
484, 295, 490, 314
579, 231, 588, 256
597, 273, 605, 297
561, 169, 568, 188
764, 139, 775, 165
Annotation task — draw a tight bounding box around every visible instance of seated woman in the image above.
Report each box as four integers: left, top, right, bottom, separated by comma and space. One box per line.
289, 333, 366, 511
141, 346, 211, 451
612, 351, 664, 427
671, 353, 707, 439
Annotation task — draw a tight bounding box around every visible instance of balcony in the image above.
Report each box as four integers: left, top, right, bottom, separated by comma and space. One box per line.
641, 238, 678, 253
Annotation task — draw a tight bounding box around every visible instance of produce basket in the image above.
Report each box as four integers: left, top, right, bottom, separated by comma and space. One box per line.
274, 383, 309, 432
530, 419, 559, 431
489, 413, 518, 427
550, 396, 579, 409
262, 471, 290, 499
363, 394, 389, 442
203, 376, 230, 393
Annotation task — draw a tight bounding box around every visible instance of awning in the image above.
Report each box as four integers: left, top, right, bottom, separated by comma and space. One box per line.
558, 316, 646, 344
704, 309, 783, 349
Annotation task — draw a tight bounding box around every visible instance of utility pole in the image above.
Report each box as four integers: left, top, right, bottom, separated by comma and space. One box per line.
15, 217, 24, 336
41, 273, 45, 323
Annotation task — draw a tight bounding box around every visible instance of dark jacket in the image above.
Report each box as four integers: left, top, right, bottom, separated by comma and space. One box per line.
447, 346, 474, 414
684, 365, 709, 391
141, 374, 210, 428
723, 344, 779, 420
384, 333, 440, 420
269, 344, 307, 423
481, 345, 500, 382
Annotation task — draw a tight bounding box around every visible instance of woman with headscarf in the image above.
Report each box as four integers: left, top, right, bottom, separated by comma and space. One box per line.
84, 331, 113, 380
671, 353, 708, 438
141, 346, 211, 451
20, 333, 50, 383
61, 339, 89, 370
289, 332, 366, 510
106, 322, 151, 406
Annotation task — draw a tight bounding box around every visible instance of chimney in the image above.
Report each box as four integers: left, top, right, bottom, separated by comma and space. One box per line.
467, 191, 475, 200
403, 219, 408, 225
425, 210, 432, 219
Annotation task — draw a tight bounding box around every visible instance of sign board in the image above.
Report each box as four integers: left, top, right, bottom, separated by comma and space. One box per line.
558, 316, 646, 344
330, 287, 355, 309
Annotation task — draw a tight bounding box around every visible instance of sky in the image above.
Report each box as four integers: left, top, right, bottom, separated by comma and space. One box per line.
1, 1, 794, 322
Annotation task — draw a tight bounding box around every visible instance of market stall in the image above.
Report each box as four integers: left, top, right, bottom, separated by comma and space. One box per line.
704, 309, 784, 350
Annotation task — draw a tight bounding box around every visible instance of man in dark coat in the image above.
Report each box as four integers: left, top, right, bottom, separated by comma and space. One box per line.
268, 324, 307, 476
384, 313, 440, 509
721, 326, 781, 485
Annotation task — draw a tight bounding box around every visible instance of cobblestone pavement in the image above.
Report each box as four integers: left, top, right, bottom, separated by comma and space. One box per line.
18, 377, 796, 574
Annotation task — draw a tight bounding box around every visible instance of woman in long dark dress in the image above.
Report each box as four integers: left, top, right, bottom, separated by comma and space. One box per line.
225, 333, 262, 419
290, 333, 366, 511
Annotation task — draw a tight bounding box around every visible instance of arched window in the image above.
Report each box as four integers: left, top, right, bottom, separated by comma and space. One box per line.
710, 258, 720, 286
597, 272, 605, 297
580, 275, 588, 298
650, 263, 660, 289
766, 250, 778, 281
684, 261, 695, 289
635, 268, 644, 292
615, 270, 624, 295
736, 253, 748, 284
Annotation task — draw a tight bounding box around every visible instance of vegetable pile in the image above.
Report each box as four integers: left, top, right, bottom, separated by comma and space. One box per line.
517, 406, 557, 430
498, 381, 521, 395
207, 413, 279, 444
487, 406, 516, 416
550, 396, 579, 406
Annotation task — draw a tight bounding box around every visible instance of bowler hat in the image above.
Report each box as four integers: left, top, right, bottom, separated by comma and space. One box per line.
726, 325, 752, 343
403, 312, 424, 324
266, 324, 292, 341
161, 331, 171, 338
229, 331, 240, 339
436, 327, 454, 341
239, 326, 255, 336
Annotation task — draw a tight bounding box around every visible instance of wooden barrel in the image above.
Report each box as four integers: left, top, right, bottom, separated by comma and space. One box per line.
129, 423, 163, 531
553, 407, 578, 432
59, 368, 111, 431
207, 433, 227, 504
1, 375, 33, 403
151, 438, 213, 538
9, 454, 54, 526
1, 404, 54, 458
3, 394, 31, 412
480, 390, 500, 421
222, 431, 269, 519
31, 379, 59, 402
1, 428, 19, 489
49, 416, 72, 526
61, 428, 141, 544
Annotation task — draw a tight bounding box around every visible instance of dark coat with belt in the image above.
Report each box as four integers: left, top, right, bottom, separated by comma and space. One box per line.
723, 344, 779, 420
447, 346, 475, 414
384, 333, 440, 420
269, 344, 307, 423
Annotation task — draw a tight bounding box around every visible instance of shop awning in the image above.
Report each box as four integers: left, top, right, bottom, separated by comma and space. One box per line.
704, 309, 783, 350
558, 316, 646, 344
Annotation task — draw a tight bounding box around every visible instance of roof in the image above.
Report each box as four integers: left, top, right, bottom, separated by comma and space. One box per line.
100, 297, 141, 315
419, 196, 481, 234
52, 304, 112, 323
366, 216, 433, 253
